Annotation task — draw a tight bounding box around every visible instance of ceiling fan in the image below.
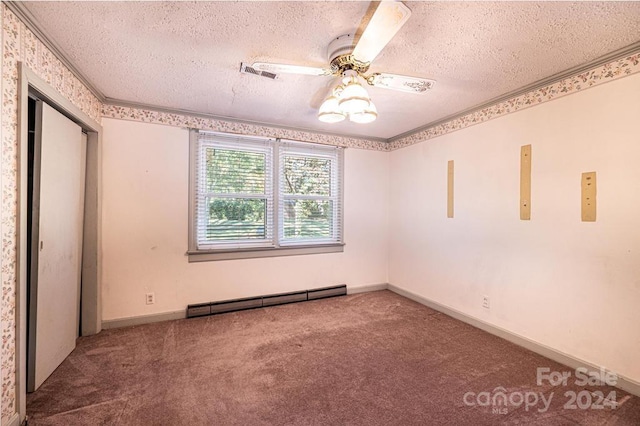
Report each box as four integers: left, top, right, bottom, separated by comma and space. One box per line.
248, 1, 435, 124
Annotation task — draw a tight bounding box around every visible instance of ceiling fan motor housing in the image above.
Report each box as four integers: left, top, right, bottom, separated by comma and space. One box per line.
327, 34, 355, 62
327, 34, 370, 75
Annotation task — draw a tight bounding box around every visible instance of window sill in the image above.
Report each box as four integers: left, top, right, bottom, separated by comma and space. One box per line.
187, 243, 345, 262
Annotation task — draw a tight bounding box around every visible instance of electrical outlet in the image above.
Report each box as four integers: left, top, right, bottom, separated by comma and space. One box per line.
482, 295, 490, 309
146, 292, 155, 305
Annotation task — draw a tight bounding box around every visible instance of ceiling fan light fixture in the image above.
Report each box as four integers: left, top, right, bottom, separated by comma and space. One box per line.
318, 95, 346, 123
349, 101, 378, 124
318, 75, 378, 124
338, 76, 371, 114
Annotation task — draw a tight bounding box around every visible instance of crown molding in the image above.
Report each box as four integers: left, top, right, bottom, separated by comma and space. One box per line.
103, 97, 388, 144
5, 1, 106, 102
390, 40, 640, 144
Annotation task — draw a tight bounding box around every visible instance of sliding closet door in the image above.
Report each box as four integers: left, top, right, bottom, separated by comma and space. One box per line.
28, 101, 86, 392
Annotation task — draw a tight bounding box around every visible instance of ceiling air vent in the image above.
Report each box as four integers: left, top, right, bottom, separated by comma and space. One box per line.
240, 63, 277, 80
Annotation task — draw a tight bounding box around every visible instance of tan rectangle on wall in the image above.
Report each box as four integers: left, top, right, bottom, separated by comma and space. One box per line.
581, 172, 597, 222
447, 160, 454, 218
520, 145, 532, 220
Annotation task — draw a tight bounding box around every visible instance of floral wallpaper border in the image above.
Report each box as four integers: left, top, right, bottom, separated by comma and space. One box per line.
101, 105, 390, 152
1, 4, 101, 422
389, 50, 640, 150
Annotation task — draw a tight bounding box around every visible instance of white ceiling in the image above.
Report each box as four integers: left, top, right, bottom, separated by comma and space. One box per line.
23, 1, 640, 140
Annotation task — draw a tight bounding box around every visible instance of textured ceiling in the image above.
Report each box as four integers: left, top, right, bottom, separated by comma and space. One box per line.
23, 1, 640, 140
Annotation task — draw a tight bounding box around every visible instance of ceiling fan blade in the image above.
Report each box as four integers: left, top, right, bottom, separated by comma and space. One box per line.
352, 1, 412, 64
367, 72, 436, 94
251, 62, 331, 76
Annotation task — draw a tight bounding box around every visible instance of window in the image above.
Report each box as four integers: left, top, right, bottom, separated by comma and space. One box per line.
193, 133, 274, 250
189, 130, 344, 261
279, 142, 341, 245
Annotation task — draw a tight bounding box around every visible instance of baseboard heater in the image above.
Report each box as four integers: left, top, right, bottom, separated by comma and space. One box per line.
186, 284, 347, 318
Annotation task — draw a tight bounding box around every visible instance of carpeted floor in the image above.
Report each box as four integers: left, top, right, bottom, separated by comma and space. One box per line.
27, 290, 640, 425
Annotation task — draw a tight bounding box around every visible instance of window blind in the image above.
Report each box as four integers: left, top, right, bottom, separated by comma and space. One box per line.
195, 131, 274, 250
278, 140, 343, 246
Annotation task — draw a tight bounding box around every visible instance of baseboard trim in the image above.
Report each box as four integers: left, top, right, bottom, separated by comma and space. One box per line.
347, 283, 389, 294
101, 310, 185, 330
387, 284, 640, 398
6, 412, 20, 426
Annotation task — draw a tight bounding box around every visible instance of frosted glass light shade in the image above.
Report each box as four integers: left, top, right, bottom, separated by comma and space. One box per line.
318, 95, 346, 123
339, 79, 370, 114
317, 74, 378, 124
349, 101, 378, 124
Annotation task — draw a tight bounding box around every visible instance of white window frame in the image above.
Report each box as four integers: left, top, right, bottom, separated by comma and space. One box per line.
195, 135, 274, 251
188, 130, 344, 262
278, 140, 342, 246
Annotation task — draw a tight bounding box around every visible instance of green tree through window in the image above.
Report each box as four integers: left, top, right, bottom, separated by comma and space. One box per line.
282, 155, 333, 239
205, 147, 268, 240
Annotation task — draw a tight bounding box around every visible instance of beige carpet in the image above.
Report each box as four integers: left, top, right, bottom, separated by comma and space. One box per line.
27, 290, 640, 425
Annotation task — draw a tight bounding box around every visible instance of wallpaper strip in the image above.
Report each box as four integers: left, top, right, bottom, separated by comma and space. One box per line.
101, 105, 390, 152
1, 6, 19, 421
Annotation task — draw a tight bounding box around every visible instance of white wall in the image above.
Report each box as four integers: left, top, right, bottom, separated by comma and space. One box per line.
389, 73, 640, 383
101, 118, 389, 321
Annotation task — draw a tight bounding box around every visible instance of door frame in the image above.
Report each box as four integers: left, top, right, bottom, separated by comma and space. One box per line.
16, 62, 102, 422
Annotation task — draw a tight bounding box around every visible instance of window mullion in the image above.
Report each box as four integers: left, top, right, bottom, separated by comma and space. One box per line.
273, 139, 281, 248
